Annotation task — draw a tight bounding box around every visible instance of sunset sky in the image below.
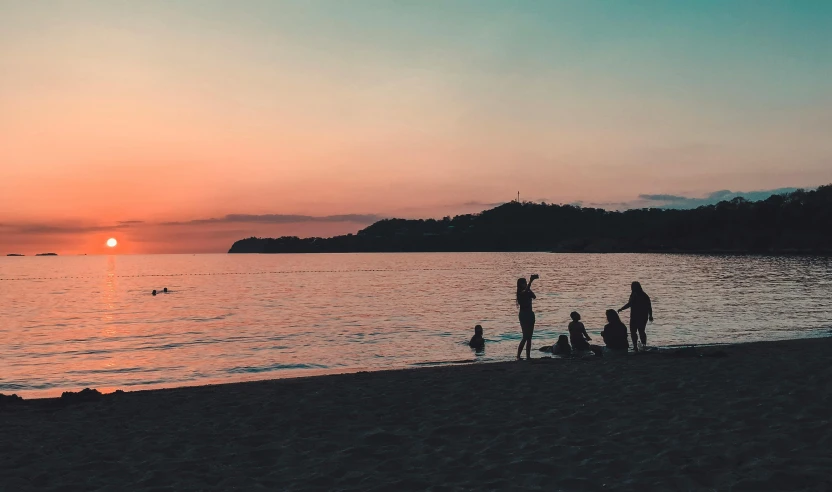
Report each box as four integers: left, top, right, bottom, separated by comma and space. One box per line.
2, 0, 831, 254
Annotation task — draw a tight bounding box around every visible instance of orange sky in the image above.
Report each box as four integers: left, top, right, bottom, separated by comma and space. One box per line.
1, 1, 830, 254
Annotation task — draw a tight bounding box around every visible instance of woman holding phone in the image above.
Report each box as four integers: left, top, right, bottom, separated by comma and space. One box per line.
516, 274, 539, 359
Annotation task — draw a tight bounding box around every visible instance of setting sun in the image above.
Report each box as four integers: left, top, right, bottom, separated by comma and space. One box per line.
106, 238, 118, 248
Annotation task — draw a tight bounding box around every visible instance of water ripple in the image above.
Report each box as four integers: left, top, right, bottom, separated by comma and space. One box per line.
226, 363, 328, 374
1, 252, 831, 398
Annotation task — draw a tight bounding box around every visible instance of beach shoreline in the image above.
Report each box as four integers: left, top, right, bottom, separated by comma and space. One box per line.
9, 335, 829, 402
3, 337, 831, 490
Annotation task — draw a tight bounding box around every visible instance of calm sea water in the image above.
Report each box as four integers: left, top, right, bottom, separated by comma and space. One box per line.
1, 253, 831, 398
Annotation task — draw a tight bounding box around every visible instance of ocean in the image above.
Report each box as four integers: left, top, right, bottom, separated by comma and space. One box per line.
1, 253, 830, 398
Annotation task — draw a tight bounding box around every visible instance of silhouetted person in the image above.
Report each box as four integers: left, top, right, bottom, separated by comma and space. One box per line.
516, 274, 538, 359
601, 309, 629, 352
152, 290, 157, 296
469, 325, 485, 351
568, 311, 592, 351
552, 335, 571, 356
163, 288, 168, 293
618, 281, 653, 352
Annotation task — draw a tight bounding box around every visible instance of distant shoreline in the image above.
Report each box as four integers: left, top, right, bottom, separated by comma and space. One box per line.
229, 186, 832, 254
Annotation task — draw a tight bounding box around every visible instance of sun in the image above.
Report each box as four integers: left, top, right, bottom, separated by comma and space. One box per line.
106, 238, 118, 248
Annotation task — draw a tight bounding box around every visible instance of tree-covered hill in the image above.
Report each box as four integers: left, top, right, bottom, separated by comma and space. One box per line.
229, 185, 832, 254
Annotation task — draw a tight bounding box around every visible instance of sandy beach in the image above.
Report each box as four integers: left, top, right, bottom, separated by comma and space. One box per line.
2, 338, 831, 491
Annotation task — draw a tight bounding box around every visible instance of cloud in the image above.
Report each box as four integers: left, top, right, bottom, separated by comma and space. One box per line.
0, 213, 381, 238
584, 200, 652, 210
461, 201, 505, 208
637, 187, 803, 210
637, 194, 689, 202
0, 222, 138, 235
578, 187, 809, 211
160, 213, 383, 226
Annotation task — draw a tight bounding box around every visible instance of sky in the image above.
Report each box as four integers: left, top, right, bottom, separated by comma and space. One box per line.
1, 0, 831, 254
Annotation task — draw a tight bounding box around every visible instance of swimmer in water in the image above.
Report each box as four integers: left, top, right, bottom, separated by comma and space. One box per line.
469, 325, 485, 351
152, 290, 157, 296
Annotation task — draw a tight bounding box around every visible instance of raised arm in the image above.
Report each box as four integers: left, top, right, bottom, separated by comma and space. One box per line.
526, 274, 538, 296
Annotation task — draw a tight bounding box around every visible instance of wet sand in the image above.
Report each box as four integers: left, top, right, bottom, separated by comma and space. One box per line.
2, 338, 831, 491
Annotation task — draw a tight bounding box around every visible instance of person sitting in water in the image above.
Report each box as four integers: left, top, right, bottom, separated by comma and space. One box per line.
552, 335, 572, 356
469, 325, 485, 351
568, 311, 592, 351
601, 309, 630, 352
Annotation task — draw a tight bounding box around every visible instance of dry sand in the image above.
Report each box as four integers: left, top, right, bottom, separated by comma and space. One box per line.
2, 338, 831, 491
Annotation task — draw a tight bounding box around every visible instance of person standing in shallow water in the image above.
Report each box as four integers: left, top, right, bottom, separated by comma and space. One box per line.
516, 274, 538, 359
618, 281, 653, 352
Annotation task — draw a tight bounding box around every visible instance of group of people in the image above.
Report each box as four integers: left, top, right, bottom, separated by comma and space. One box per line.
468, 276, 654, 358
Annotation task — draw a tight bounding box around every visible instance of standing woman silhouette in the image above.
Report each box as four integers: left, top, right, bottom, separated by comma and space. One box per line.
618, 281, 653, 352
516, 274, 539, 359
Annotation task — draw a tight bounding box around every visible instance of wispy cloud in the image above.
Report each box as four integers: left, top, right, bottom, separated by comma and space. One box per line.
0, 222, 139, 235
160, 213, 383, 226
0, 213, 382, 236
579, 187, 807, 211
638, 194, 689, 202
636, 187, 802, 210
461, 201, 505, 208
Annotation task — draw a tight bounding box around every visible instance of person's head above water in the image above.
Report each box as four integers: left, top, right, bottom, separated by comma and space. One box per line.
152, 290, 157, 296
470, 324, 485, 350
631, 281, 643, 293
606, 309, 622, 324
570, 311, 581, 322
163, 288, 168, 293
